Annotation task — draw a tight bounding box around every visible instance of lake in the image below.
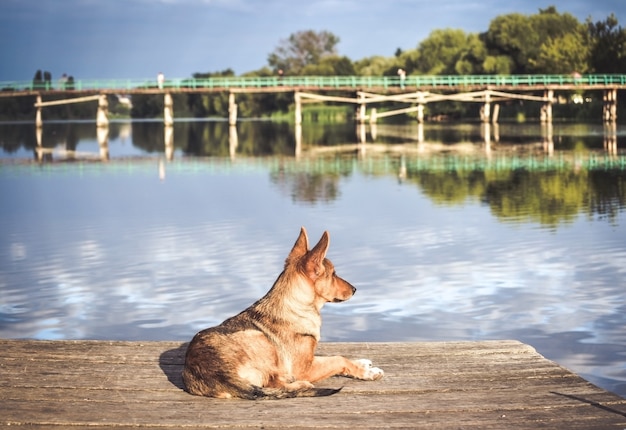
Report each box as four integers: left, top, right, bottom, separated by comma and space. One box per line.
1, 119, 625, 398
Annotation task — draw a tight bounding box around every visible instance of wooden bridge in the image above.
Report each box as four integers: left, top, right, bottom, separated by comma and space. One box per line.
2, 74, 624, 126
3, 74, 626, 94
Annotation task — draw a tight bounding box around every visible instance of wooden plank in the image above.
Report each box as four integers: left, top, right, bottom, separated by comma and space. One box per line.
1, 340, 625, 429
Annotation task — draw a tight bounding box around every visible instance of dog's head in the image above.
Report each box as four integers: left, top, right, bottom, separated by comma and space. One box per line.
286, 227, 356, 304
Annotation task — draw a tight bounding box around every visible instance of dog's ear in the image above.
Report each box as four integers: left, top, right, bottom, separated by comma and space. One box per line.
285, 227, 309, 266
304, 231, 330, 280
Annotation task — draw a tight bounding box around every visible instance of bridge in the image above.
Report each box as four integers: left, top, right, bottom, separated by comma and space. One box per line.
2, 74, 623, 126
2, 74, 626, 94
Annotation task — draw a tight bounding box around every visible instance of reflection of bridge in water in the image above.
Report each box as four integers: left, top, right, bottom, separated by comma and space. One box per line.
355, 121, 621, 156
1, 74, 624, 127
28, 122, 625, 175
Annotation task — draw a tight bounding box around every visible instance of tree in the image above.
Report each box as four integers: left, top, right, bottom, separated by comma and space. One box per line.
485, 7, 587, 74
484, 13, 537, 73
482, 55, 514, 74
454, 33, 488, 74
267, 30, 340, 75
587, 14, 626, 73
414, 29, 469, 74
532, 31, 590, 74
301, 55, 355, 75
354, 55, 401, 76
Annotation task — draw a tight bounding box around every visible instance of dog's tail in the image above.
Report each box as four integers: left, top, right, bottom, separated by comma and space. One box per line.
241, 385, 343, 400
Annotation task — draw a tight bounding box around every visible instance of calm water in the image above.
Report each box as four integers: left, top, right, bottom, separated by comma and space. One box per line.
1, 119, 625, 398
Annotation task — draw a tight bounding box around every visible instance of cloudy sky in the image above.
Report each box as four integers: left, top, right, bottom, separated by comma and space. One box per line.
0, 0, 624, 82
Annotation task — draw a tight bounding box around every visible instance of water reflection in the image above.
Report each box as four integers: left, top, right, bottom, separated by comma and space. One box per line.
0, 120, 625, 399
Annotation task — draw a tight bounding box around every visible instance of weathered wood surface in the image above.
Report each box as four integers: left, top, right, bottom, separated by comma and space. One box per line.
1, 339, 625, 429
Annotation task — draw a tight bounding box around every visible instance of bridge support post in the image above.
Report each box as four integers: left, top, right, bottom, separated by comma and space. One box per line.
96, 95, 109, 127
357, 92, 366, 124
481, 93, 491, 123
541, 90, 553, 123
228, 92, 237, 126
295, 123, 302, 158
417, 92, 425, 124
603, 88, 617, 123
542, 122, 554, 155
604, 122, 617, 155
492, 104, 500, 124
370, 108, 377, 125
164, 93, 174, 126
164, 125, 174, 160
97, 126, 109, 160
294, 92, 302, 126
228, 125, 238, 159
35, 95, 43, 128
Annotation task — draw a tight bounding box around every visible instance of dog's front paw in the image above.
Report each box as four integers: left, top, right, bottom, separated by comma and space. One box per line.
354, 358, 384, 380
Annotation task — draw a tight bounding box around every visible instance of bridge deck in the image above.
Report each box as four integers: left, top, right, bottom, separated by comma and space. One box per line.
1, 339, 625, 429
1, 74, 626, 97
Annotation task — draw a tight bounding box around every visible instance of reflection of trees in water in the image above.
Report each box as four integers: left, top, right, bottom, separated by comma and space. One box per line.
407, 167, 626, 226
270, 169, 340, 204
0, 122, 126, 154
273, 159, 626, 222
587, 170, 626, 222
128, 120, 359, 157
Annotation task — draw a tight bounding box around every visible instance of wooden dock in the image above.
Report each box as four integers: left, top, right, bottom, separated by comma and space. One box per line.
1, 339, 625, 429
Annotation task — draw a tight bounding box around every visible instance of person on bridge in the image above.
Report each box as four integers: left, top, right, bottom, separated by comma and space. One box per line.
157, 72, 164, 90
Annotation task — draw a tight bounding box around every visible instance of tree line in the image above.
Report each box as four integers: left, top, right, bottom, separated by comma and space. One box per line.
130, 6, 626, 121
2, 6, 624, 121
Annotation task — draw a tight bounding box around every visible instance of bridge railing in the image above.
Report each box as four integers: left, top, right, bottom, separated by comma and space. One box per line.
2, 74, 626, 92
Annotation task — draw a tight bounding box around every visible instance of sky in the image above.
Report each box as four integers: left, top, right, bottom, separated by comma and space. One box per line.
0, 0, 624, 82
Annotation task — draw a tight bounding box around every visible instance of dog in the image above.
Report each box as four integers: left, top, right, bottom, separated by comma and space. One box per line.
182, 227, 384, 399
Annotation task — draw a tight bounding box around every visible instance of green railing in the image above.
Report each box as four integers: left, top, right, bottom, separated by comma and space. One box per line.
2, 74, 626, 93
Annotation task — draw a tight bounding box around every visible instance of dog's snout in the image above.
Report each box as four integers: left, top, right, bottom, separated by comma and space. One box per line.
351, 286, 357, 295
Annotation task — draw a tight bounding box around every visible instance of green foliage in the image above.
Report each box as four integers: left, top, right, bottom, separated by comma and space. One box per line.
267, 30, 340, 75
414, 28, 470, 74
586, 13, 626, 73
485, 6, 591, 74
353, 55, 400, 76
532, 31, 590, 74
301, 55, 355, 75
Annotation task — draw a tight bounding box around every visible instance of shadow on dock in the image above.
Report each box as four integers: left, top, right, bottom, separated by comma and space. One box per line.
551, 391, 626, 418
159, 342, 188, 390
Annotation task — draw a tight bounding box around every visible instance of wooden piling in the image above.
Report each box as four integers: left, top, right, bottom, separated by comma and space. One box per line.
164, 125, 174, 160
97, 126, 109, 160
228, 125, 238, 159
294, 92, 302, 126
164, 93, 174, 126
228, 92, 237, 126
35, 95, 43, 128
492, 104, 500, 124
541, 90, 554, 123
357, 92, 366, 124
481, 92, 491, 123
295, 123, 302, 158
369, 108, 377, 125
603, 88, 617, 123
96, 95, 109, 127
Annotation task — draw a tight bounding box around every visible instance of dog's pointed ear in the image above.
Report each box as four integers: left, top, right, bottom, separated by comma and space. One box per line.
304, 231, 330, 280
285, 227, 309, 266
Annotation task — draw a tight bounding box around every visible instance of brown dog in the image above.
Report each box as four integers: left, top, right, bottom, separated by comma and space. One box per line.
182, 227, 384, 399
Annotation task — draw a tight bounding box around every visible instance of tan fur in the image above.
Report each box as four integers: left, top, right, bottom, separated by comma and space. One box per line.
182, 227, 384, 399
